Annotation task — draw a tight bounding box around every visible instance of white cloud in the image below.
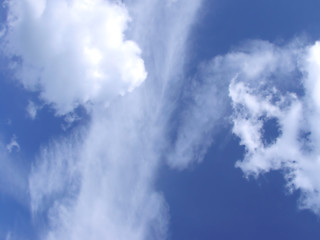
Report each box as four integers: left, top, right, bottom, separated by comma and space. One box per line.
126, 0, 202, 92
29, 132, 82, 214
225, 40, 320, 215
29, 92, 171, 239
26, 100, 41, 119
163, 40, 306, 170
125, 0, 224, 170
6, 134, 20, 153
165, 67, 230, 169
3, 0, 320, 238
30, 108, 169, 240
2, 0, 147, 115
20, 0, 203, 239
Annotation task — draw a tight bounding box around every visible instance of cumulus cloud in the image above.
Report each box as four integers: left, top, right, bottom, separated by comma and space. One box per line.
3, 0, 320, 238
225, 40, 320, 215
2, 0, 147, 115
14, 0, 204, 239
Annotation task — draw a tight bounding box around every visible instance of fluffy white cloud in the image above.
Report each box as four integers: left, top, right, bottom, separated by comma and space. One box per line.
226, 40, 320, 215
3, 0, 320, 238
2, 0, 147, 115
22, 0, 203, 239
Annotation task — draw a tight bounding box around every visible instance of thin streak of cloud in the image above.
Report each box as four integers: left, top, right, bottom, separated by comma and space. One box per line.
0, 0, 205, 239
2, 0, 320, 239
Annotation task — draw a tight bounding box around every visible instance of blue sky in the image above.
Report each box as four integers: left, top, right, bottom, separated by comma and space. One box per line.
0, 0, 320, 239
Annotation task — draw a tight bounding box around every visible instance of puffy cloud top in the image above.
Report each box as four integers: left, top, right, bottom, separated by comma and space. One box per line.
3, 0, 147, 114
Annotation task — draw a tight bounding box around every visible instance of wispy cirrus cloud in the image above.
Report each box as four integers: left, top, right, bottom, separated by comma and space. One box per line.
3, 0, 320, 239
0, 0, 204, 239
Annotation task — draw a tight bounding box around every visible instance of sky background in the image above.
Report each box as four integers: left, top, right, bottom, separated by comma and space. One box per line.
0, 0, 320, 239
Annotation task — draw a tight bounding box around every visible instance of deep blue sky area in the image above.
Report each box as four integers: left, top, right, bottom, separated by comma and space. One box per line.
192, 0, 320, 62
0, 194, 36, 240
159, 131, 320, 240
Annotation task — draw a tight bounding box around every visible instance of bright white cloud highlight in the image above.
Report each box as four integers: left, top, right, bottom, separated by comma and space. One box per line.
13, 0, 204, 239
3, 0, 147, 115
226, 40, 320, 215
2, 0, 320, 238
